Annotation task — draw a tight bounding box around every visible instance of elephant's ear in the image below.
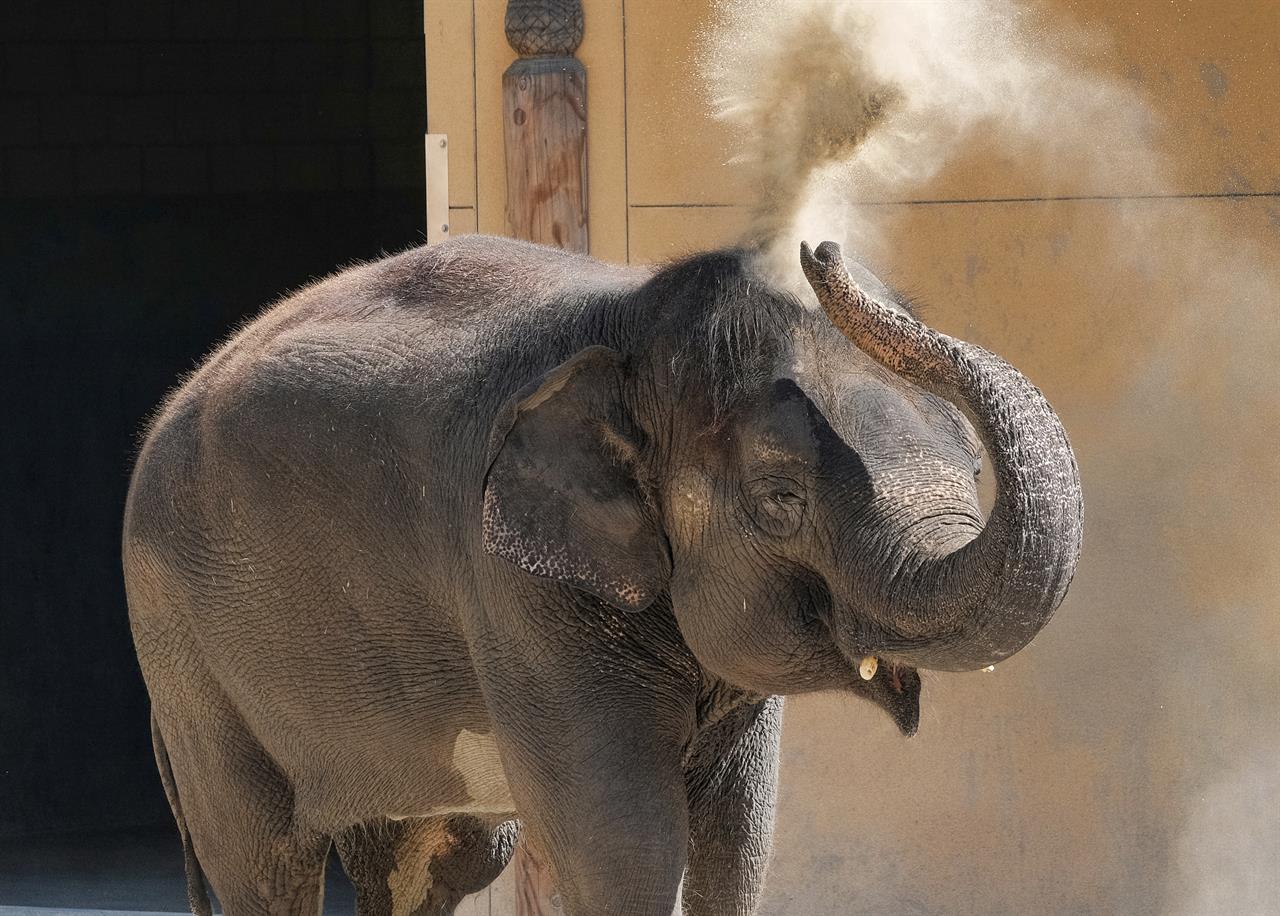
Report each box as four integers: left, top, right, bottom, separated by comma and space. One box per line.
482, 346, 670, 611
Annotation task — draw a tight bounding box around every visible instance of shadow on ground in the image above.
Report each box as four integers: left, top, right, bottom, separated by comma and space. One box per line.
0, 827, 356, 915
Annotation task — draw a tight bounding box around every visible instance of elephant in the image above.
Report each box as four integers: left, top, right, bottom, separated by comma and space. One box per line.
123, 236, 1082, 916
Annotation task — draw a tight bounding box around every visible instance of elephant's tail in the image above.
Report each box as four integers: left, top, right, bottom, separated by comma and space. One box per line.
151, 713, 213, 916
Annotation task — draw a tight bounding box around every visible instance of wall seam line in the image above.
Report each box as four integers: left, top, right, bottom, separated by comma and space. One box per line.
628, 190, 1280, 209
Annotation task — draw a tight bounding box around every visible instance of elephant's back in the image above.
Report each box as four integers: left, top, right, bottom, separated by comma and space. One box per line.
134, 235, 642, 473
122, 241, 499, 604
126, 234, 644, 561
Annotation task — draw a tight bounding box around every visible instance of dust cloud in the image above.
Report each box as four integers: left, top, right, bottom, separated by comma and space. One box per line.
700, 0, 1160, 282
699, 1, 1279, 912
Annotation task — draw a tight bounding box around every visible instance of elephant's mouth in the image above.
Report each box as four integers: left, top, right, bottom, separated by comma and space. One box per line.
802, 583, 921, 735
853, 657, 921, 737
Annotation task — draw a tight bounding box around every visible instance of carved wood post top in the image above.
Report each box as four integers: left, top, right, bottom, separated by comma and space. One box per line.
501, 0, 589, 252
505, 0, 584, 57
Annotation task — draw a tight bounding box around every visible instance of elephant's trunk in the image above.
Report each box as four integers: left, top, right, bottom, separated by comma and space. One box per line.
800, 241, 1083, 671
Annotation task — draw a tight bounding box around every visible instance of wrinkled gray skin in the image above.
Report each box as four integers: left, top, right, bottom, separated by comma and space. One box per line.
124, 236, 1082, 916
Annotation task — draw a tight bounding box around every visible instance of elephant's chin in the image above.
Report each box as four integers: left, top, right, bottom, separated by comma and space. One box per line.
854, 660, 921, 737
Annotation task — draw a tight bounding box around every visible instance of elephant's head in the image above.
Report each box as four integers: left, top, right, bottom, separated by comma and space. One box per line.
483, 241, 1083, 735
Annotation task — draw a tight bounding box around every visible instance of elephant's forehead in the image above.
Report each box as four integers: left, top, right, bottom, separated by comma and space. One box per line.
747, 379, 821, 461
782, 340, 916, 431
775, 351, 969, 475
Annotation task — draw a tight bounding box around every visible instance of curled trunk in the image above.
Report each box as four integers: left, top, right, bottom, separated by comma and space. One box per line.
800, 241, 1084, 671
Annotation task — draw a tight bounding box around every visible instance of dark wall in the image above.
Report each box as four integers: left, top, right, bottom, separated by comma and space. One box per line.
0, 0, 426, 838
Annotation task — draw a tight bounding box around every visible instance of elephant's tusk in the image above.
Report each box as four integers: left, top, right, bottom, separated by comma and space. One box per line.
859, 656, 878, 680
982, 665, 995, 672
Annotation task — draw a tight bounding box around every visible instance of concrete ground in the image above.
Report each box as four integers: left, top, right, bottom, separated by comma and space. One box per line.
0, 827, 356, 916
0, 827, 507, 915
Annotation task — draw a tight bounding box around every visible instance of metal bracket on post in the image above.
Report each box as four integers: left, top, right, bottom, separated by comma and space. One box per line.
425, 133, 450, 245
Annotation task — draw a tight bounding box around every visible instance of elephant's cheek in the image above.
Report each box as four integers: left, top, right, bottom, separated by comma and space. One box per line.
669, 576, 741, 678
664, 467, 716, 551
669, 575, 798, 694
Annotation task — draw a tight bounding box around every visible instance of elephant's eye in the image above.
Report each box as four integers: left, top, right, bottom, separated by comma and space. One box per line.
742, 478, 807, 538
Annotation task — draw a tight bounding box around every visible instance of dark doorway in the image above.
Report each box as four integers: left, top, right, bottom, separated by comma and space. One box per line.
0, 0, 425, 859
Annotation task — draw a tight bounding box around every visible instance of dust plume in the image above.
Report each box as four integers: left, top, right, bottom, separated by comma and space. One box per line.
700, 0, 1160, 283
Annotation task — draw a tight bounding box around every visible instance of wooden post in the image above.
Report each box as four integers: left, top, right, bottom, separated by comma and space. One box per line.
502, 0, 588, 251
503, 4, 587, 910
513, 840, 565, 916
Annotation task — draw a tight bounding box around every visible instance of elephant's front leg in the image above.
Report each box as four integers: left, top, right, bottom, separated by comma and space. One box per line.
681, 697, 783, 916
499, 716, 691, 916
479, 639, 695, 915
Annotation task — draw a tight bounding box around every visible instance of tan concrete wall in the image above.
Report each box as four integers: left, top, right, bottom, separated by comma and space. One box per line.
427, 1, 1279, 912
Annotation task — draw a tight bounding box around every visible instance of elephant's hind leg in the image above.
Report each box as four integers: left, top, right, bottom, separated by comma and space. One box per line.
335, 815, 518, 916
147, 668, 330, 916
